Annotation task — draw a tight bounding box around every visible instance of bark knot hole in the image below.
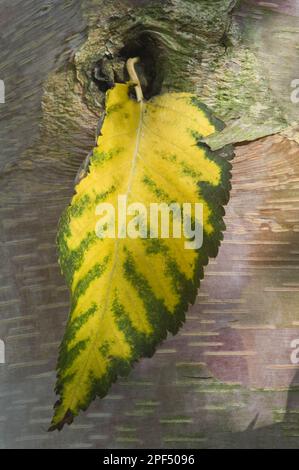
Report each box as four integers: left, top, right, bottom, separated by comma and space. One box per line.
120, 30, 164, 99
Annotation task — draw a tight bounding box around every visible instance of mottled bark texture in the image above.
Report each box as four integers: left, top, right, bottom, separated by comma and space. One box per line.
1, 0, 299, 448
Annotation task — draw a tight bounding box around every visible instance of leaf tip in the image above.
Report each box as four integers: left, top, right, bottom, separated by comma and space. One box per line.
48, 405, 74, 432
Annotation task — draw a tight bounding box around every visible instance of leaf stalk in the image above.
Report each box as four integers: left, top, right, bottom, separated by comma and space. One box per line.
126, 57, 144, 102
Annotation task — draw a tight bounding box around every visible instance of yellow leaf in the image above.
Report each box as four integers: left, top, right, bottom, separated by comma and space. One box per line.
50, 82, 233, 430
